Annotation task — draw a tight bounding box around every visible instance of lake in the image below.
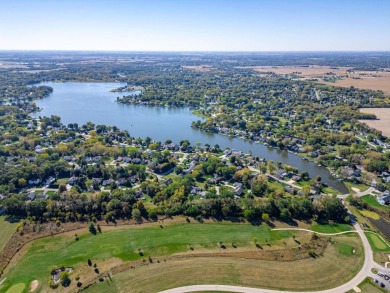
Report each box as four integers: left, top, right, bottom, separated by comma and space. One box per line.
33, 82, 348, 193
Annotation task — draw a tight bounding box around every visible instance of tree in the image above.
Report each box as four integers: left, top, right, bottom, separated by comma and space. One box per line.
243, 209, 256, 221
262, 213, 269, 222
132, 208, 142, 222
89, 223, 97, 235
251, 175, 268, 197
267, 160, 276, 174
60, 271, 71, 287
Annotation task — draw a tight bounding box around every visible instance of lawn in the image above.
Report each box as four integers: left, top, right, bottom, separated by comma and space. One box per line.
84, 235, 363, 293
361, 195, 386, 209
1, 222, 295, 292
344, 182, 370, 193
321, 186, 340, 195
0, 216, 18, 252
310, 223, 352, 233
365, 232, 390, 252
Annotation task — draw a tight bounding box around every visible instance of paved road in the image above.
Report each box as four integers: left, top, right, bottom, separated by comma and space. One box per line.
159, 217, 389, 293
338, 187, 376, 200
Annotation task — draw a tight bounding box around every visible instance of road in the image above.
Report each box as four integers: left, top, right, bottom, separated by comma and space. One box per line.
159, 215, 390, 293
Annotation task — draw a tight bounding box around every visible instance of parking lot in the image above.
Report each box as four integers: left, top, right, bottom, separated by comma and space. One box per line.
375, 271, 390, 291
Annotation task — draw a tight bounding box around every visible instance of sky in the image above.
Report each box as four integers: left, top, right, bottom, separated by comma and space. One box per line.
0, 0, 389, 51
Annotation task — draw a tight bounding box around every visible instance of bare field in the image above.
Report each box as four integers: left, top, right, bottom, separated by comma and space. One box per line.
250, 65, 390, 94
359, 108, 390, 137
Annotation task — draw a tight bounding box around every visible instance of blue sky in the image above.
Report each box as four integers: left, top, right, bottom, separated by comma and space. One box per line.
0, 0, 389, 51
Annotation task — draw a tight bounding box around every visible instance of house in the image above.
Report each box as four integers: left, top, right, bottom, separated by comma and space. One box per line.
284, 186, 295, 194
68, 176, 78, 186
190, 186, 202, 195
132, 158, 142, 164
123, 157, 132, 163
164, 178, 173, 186
28, 178, 41, 185
102, 179, 114, 187
35, 193, 49, 200
117, 178, 127, 186
135, 191, 143, 198
35, 145, 43, 153
27, 191, 36, 201
63, 156, 74, 162
292, 175, 301, 182
44, 176, 55, 186
233, 182, 243, 196
92, 178, 102, 185
378, 194, 390, 205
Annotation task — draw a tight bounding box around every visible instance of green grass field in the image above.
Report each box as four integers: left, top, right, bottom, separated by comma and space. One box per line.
0, 216, 17, 252
1, 222, 295, 292
361, 195, 386, 209
310, 223, 352, 233
365, 232, 390, 252
344, 182, 370, 193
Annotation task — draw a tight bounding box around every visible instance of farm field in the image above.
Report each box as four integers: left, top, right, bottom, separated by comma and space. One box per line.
84, 235, 363, 293
359, 108, 390, 137
0, 221, 303, 293
250, 65, 390, 94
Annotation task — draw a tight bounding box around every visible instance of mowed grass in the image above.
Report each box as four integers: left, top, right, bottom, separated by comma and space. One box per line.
85, 235, 363, 293
5, 283, 25, 293
2, 222, 293, 292
344, 182, 370, 193
310, 223, 352, 233
0, 216, 18, 252
365, 232, 390, 252
360, 210, 381, 220
361, 195, 387, 209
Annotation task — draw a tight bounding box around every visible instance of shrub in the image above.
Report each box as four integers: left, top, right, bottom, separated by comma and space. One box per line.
49, 280, 59, 289
60, 271, 71, 287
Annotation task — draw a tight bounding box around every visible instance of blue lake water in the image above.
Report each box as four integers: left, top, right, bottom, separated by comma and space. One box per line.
33, 82, 348, 193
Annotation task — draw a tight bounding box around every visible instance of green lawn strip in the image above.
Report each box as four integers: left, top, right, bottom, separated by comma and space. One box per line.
361, 195, 387, 210
344, 182, 370, 193
310, 223, 352, 233
45, 190, 57, 196
2, 222, 291, 291
0, 216, 18, 252
365, 232, 390, 252
321, 186, 340, 195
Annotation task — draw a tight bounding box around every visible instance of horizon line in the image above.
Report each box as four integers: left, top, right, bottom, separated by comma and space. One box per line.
0, 49, 390, 53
